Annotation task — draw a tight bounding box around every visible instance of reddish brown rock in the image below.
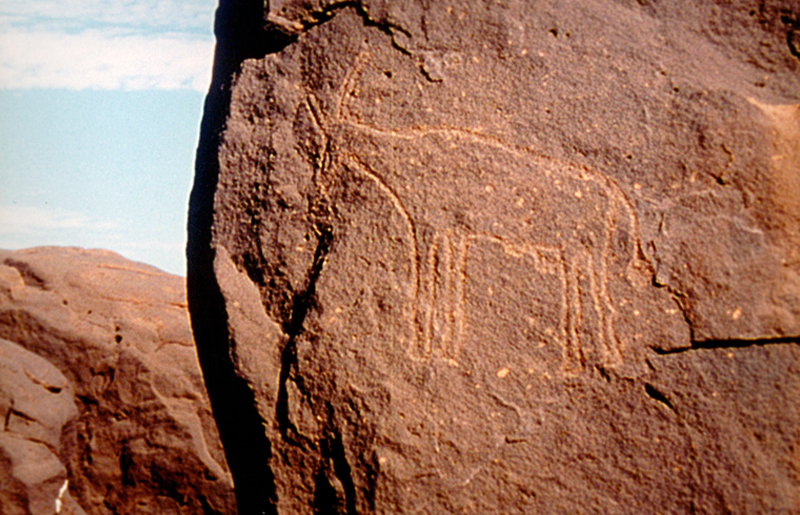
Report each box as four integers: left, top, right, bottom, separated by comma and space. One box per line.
0, 337, 84, 515
0, 247, 235, 515
188, 0, 800, 513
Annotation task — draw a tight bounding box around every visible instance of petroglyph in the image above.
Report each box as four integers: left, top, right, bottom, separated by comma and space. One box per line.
300, 52, 640, 372
195, 4, 800, 510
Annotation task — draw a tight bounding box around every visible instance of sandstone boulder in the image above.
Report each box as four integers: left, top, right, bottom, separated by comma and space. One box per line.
188, 0, 800, 513
0, 337, 84, 515
0, 247, 235, 515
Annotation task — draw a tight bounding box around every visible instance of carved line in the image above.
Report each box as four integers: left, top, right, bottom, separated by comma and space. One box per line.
346, 136, 630, 367
564, 253, 583, 372
557, 246, 570, 369
335, 54, 622, 196
429, 230, 461, 358
452, 234, 467, 358
343, 154, 422, 357
334, 48, 371, 123
319, 51, 642, 369
331, 51, 640, 231
333, 52, 641, 269
457, 234, 575, 368
303, 94, 330, 178
584, 251, 603, 367
419, 232, 436, 356
344, 143, 629, 367
600, 202, 623, 365
425, 231, 443, 355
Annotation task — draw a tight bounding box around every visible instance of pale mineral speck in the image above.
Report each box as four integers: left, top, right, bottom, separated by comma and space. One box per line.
55, 480, 68, 513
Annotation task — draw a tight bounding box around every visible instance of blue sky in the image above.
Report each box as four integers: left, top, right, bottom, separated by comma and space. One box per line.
0, 0, 218, 275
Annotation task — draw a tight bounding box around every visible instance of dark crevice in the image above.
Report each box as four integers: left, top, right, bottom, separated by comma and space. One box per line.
788, 30, 800, 60
187, 1, 295, 513
330, 431, 358, 515
653, 335, 799, 355
313, 466, 342, 514
296, 1, 411, 38
275, 224, 333, 443
419, 65, 444, 83
283, 224, 334, 337
661, 287, 694, 336
595, 364, 613, 382
781, 16, 800, 61
8, 408, 36, 422
644, 383, 676, 412
187, 249, 276, 515
3, 259, 46, 289
364, 454, 379, 512
76, 394, 98, 406
314, 429, 357, 515
120, 443, 135, 486
188, 1, 407, 512
4, 401, 12, 430
267, 0, 413, 57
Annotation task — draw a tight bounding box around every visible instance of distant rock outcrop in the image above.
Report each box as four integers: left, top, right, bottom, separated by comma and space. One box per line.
189, 0, 800, 513
0, 338, 84, 515
0, 247, 236, 515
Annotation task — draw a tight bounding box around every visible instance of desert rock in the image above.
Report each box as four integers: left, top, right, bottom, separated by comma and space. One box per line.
0, 247, 235, 515
0, 337, 84, 515
188, 0, 800, 513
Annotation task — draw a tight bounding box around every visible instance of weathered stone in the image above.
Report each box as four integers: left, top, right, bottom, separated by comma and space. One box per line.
188, 0, 800, 513
0, 338, 84, 515
0, 247, 235, 515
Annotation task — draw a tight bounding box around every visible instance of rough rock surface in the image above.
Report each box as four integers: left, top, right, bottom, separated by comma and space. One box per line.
188, 0, 800, 513
0, 338, 85, 515
0, 247, 235, 515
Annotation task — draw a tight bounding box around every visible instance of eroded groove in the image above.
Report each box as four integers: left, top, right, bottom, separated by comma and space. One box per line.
315, 429, 358, 515
187, 2, 294, 512
294, 1, 410, 38
4, 401, 12, 430
275, 224, 334, 443
782, 15, 800, 61
313, 465, 341, 514
267, 0, 414, 57
330, 431, 357, 515
3, 259, 46, 289
644, 383, 676, 412
188, 256, 277, 515
653, 336, 799, 355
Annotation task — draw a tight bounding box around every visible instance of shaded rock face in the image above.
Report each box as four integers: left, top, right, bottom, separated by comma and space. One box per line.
0, 247, 236, 515
188, 0, 800, 513
0, 338, 84, 515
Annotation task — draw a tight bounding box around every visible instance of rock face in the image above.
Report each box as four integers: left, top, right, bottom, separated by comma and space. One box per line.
0, 247, 236, 515
188, 0, 800, 513
0, 338, 84, 515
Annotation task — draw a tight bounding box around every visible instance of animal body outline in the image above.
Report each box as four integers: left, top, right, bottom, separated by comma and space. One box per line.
299, 51, 640, 373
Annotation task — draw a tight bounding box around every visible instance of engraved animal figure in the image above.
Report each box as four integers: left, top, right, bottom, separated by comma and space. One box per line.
300, 75, 638, 373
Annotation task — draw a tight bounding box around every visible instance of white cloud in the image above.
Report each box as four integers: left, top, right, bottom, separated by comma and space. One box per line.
0, 27, 214, 91
0, 205, 118, 233
0, 0, 216, 91
0, 0, 215, 32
